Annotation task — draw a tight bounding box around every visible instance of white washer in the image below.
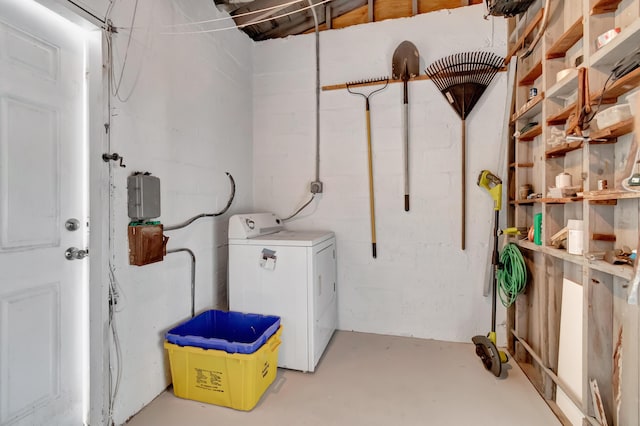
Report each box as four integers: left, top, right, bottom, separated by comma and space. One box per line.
228, 213, 337, 372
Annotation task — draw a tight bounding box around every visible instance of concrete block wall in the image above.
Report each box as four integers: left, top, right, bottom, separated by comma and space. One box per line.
103, 0, 253, 423
253, 5, 509, 343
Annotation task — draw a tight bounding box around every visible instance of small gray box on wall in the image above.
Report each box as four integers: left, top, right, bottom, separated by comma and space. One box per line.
127, 173, 160, 221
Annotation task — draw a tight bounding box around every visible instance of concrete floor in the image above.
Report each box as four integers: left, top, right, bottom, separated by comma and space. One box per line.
127, 331, 561, 426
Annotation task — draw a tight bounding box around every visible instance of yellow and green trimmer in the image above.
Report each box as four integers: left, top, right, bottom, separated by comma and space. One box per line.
472, 170, 509, 377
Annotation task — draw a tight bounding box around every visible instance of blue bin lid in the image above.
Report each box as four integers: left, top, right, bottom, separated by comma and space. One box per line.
165, 309, 281, 354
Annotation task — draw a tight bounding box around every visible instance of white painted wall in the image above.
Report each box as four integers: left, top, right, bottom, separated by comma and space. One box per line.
253, 5, 509, 343
102, 1, 253, 423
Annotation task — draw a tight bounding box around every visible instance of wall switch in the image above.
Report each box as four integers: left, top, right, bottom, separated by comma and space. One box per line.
310, 181, 323, 194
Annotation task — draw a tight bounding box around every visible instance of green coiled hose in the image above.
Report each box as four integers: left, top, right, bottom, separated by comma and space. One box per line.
496, 243, 527, 307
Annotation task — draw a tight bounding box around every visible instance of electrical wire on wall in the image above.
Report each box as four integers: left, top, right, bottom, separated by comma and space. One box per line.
103, 1, 136, 423
164, 173, 236, 231
105, 0, 149, 103
282, 0, 322, 222
104, 20, 125, 424
163, 173, 236, 318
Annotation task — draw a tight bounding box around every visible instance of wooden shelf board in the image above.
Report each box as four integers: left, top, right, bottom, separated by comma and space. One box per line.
517, 240, 585, 265
590, 19, 640, 67
512, 93, 545, 122
518, 124, 542, 141
531, 248, 631, 280
540, 196, 584, 204
592, 233, 616, 241
584, 189, 640, 201
591, 0, 623, 15
546, 102, 576, 126
596, 67, 640, 101
505, 8, 545, 63
517, 239, 542, 252
546, 96, 617, 126
511, 199, 538, 205
589, 118, 634, 140
545, 141, 583, 158
588, 259, 633, 280
545, 246, 585, 265
546, 69, 579, 99
518, 60, 543, 86
589, 199, 618, 205
546, 18, 583, 59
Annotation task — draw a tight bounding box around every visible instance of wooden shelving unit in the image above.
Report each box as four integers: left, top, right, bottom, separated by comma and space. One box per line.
583, 189, 640, 201
547, 69, 579, 99
546, 17, 583, 59
546, 102, 575, 126
518, 123, 542, 141
596, 67, 640, 101
510, 199, 538, 205
591, 0, 624, 15
589, 118, 634, 140
545, 140, 583, 158
512, 93, 544, 122
506, 2, 640, 425
518, 59, 543, 86
539, 196, 584, 204
587, 259, 634, 280
505, 8, 545, 63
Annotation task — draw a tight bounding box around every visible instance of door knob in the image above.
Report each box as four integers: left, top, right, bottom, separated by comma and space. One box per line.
65, 247, 88, 260
65, 218, 80, 231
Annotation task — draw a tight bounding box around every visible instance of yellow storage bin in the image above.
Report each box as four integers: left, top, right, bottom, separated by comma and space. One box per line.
164, 326, 282, 411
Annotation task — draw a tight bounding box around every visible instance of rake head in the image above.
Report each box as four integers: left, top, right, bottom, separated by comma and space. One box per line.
425, 51, 504, 119
346, 77, 390, 99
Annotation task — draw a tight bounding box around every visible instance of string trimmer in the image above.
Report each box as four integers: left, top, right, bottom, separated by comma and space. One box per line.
472, 170, 509, 377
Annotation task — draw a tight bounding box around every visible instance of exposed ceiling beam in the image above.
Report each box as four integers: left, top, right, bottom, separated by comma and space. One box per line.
232, 0, 303, 26
256, 14, 316, 39
233, 0, 482, 40
325, 0, 367, 17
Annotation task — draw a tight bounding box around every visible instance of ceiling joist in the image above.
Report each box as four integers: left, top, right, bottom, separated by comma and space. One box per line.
214, 0, 483, 40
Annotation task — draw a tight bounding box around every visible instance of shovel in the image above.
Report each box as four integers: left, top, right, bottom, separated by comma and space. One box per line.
392, 41, 420, 211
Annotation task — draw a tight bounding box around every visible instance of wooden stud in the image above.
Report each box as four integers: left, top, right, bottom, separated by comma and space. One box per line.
592, 233, 616, 241
589, 199, 618, 205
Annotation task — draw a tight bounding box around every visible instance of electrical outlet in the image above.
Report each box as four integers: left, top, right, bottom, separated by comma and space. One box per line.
310, 181, 323, 194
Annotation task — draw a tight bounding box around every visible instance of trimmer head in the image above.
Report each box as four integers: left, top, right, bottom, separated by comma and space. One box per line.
472, 334, 502, 377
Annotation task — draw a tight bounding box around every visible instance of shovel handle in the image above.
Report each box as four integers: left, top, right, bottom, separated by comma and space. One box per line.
402, 86, 410, 212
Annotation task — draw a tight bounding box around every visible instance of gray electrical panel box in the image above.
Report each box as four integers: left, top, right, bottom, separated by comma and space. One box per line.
127, 173, 161, 221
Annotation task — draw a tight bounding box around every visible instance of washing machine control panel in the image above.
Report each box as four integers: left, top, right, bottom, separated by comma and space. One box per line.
228, 213, 284, 239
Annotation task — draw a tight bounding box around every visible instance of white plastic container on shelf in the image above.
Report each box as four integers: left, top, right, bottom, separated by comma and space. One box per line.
567, 220, 584, 255
594, 103, 632, 129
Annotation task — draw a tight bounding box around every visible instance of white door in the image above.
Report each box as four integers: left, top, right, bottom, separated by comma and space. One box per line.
0, 0, 88, 424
